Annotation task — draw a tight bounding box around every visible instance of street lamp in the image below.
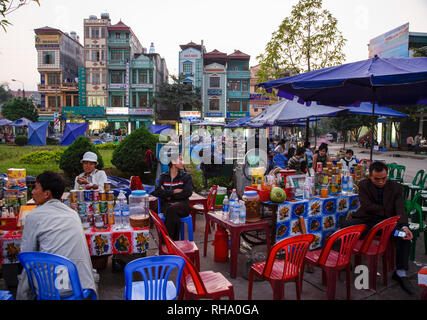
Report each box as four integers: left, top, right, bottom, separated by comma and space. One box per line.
11, 79, 25, 98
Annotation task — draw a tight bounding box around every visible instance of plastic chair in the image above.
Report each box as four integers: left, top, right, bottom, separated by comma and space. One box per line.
405, 192, 427, 260
402, 169, 425, 200
150, 210, 200, 271
17, 252, 97, 300
0, 290, 14, 300
248, 234, 315, 300
303, 225, 366, 300
387, 163, 397, 180
164, 231, 234, 300
124, 255, 186, 300
352, 216, 400, 292
393, 165, 406, 183
190, 185, 218, 232
157, 194, 194, 241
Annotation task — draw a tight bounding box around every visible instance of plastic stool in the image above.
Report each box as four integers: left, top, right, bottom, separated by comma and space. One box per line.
0, 290, 14, 300
159, 213, 194, 241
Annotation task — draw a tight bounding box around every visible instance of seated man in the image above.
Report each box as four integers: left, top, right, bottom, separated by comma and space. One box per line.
151, 153, 193, 240
17, 171, 96, 300
340, 162, 414, 295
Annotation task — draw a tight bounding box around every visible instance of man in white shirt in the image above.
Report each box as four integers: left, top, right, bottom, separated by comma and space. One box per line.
74, 151, 108, 190
17, 171, 96, 300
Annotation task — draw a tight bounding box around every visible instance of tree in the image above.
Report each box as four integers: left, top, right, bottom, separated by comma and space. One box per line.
153, 74, 202, 121
2, 97, 38, 121
329, 115, 372, 148
257, 0, 346, 84
1, 0, 40, 31
0, 84, 13, 105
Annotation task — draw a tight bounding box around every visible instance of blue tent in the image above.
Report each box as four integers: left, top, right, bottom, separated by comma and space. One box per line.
0, 118, 12, 126
10, 117, 32, 127
149, 124, 171, 134
339, 103, 408, 118
60, 122, 88, 146
27, 121, 49, 146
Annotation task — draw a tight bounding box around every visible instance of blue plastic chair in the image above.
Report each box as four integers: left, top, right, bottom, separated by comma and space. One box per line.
124, 255, 186, 300
0, 290, 14, 300
156, 179, 194, 241
17, 252, 97, 300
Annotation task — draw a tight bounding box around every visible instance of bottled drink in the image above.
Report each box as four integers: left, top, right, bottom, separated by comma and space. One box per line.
222, 195, 229, 219
229, 189, 237, 221
114, 202, 122, 229
303, 177, 314, 200
348, 175, 354, 194
121, 202, 130, 229
230, 198, 240, 224
239, 200, 246, 224
342, 169, 350, 195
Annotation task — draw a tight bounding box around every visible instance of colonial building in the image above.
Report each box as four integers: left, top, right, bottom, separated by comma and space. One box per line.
35, 26, 83, 124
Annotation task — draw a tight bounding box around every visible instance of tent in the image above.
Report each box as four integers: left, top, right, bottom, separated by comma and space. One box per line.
10, 117, 32, 127
339, 103, 408, 118
149, 124, 171, 134
0, 118, 12, 126
60, 122, 88, 146
27, 121, 49, 146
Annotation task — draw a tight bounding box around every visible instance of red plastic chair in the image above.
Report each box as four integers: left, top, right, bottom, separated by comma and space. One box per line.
190, 185, 218, 232
165, 232, 234, 300
248, 234, 315, 300
352, 216, 400, 292
303, 225, 366, 300
149, 210, 200, 271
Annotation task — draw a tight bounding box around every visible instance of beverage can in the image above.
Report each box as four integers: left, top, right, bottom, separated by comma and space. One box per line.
86, 202, 93, 214
100, 201, 108, 214
104, 183, 111, 192
70, 202, 78, 212
84, 190, 92, 202
107, 201, 115, 213
92, 202, 100, 214
92, 190, 100, 202
70, 190, 78, 203
316, 163, 323, 173
78, 202, 86, 215
107, 191, 114, 202
100, 192, 107, 201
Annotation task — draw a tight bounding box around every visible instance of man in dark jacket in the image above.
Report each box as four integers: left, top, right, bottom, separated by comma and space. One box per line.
152, 153, 193, 240
340, 161, 414, 294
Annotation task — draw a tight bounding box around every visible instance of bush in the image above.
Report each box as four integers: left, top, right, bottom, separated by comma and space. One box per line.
59, 136, 104, 177
207, 176, 233, 191
46, 137, 59, 145
19, 149, 64, 164
185, 163, 204, 193
95, 142, 117, 150
112, 126, 158, 177
15, 135, 28, 146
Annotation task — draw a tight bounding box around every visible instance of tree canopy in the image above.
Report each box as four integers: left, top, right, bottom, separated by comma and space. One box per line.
2, 97, 38, 121
0, 84, 13, 106
1, 0, 40, 31
256, 0, 346, 85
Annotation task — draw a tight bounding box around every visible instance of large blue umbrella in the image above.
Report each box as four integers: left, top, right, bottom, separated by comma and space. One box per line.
258, 56, 427, 159
0, 118, 12, 126
10, 117, 32, 127
339, 102, 408, 118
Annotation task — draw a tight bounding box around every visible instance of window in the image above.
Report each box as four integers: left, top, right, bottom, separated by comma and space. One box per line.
43, 51, 55, 64
65, 95, 72, 106
228, 80, 240, 91
139, 93, 148, 107
91, 27, 99, 39
92, 73, 100, 85
183, 62, 192, 73
101, 71, 107, 84
132, 93, 137, 107
101, 27, 106, 38
209, 76, 220, 88
242, 80, 249, 91
85, 50, 90, 61
115, 32, 121, 39
125, 33, 129, 39
209, 98, 219, 111
111, 50, 121, 61
47, 73, 60, 85
233, 66, 238, 71
254, 108, 258, 113
138, 70, 148, 84
48, 96, 60, 110
101, 50, 105, 61
111, 71, 124, 84
85, 26, 90, 39
241, 100, 248, 112
92, 50, 100, 61
228, 100, 240, 111
73, 95, 79, 106
111, 96, 123, 107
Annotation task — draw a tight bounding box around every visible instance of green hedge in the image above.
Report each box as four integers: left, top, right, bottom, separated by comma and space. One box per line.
95, 142, 118, 150
19, 149, 64, 164
15, 135, 28, 146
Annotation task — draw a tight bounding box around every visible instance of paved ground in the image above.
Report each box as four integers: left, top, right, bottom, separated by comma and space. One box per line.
1, 144, 426, 300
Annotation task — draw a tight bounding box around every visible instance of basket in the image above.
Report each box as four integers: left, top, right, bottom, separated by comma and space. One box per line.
244, 186, 270, 202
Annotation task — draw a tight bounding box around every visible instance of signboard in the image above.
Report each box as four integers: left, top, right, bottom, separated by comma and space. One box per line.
369, 23, 409, 58
131, 84, 153, 89
78, 67, 86, 106
54, 112, 60, 130
62, 106, 105, 117
106, 107, 129, 115
227, 111, 249, 118
205, 112, 223, 117
109, 84, 126, 89
125, 61, 130, 107
208, 89, 222, 96
180, 111, 201, 118
129, 108, 153, 115
250, 94, 270, 101
35, 34, 61, 45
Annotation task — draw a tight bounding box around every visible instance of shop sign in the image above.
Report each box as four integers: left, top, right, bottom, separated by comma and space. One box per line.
180, 111, 201, 118
205, 112, 223, 117
62, 106, 105, 116
106, 107, 129, 115
131, 84, 153, 89
208, 89, 222, 95
129, 108, 153, 115
35, 34, 61, 45
227, 111, 249, 118
109, 84, 126, 89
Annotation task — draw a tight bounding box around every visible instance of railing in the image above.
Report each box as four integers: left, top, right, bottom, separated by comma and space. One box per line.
226, 70, 250, 78
227, 91, 250, 99
108, 38, 130, 46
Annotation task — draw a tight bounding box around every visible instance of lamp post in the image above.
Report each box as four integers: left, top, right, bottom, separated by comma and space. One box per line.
11, 79, 25, 98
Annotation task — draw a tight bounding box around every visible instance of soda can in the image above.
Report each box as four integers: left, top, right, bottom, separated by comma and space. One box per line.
86, 202, 94, 214
84, 190, 92, 202
78, 202, 86, 215
100, 201, 108, 214
70, 202, 78, 212
76, 190, 85, 203
316, 162, 323, 173
100, 192, 107, 201
92, 202, 100, 214
107, 201, 115, 213
107, 212, 115, 225
92, 190, 100, 202
107, 191, 114, 202
104, 183, 111, 192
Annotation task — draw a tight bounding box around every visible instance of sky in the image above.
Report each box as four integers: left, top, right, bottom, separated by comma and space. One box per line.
0, 0, 427, 91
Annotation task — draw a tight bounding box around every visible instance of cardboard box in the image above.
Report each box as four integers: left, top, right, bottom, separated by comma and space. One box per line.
321, 196, 337, 215
336, 195, 350, 213
322, 215, 336, 231
308, 198, 323, 217
276, 220, 291, 241
309, 232, 322, 250
307, 216, 322, 233
349, 195, 360, 211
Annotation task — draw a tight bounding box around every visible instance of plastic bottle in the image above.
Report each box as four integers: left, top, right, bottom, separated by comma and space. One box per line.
229, 189, 238, 222
348, 175, 354, 194
239, 200, 246, 224
114, 201, 122, 229
231, 198, 240, 224
303, 177, 314, 200
342, 169, 349, 195
117, 191, 128, 228
121, 201, 130, 229
222, 195, 229, 219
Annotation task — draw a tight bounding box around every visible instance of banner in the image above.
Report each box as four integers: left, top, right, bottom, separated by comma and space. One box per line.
369, 23, 409, 58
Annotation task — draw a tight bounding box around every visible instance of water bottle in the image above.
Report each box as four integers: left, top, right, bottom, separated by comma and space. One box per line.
303, 177, 313, 200
239, 200, 246, 224
229, 190, 237, 222
121, 201, 130, 229
114, 202, 122, 229
231, 198, 240, 224
222, 195, 229, 219
348, 175, 354, 194
342, 170, 349, 195
117, 191, 127, 228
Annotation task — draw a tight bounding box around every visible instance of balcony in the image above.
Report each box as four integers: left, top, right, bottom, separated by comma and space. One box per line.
107, 60, 127, 68
226, 70, 250, 79
227, 91, 250, 99
38, 83, 78, 92
108, 38, 130, 47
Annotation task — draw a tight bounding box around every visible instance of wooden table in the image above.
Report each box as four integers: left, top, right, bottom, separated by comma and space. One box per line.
203, 211, 271, 279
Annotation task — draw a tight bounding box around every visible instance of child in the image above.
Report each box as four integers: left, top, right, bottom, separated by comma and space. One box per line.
339, 149, 357, 170
287, 147, 306, 173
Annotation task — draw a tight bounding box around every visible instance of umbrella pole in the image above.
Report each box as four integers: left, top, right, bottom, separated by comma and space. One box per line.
370, 89, 377, 162
305, 118, 310, 145
314, 119, 317, 148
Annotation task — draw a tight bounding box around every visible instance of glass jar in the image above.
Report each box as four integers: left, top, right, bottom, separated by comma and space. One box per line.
242, 190, 260, 223
129, 190, 149, 228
